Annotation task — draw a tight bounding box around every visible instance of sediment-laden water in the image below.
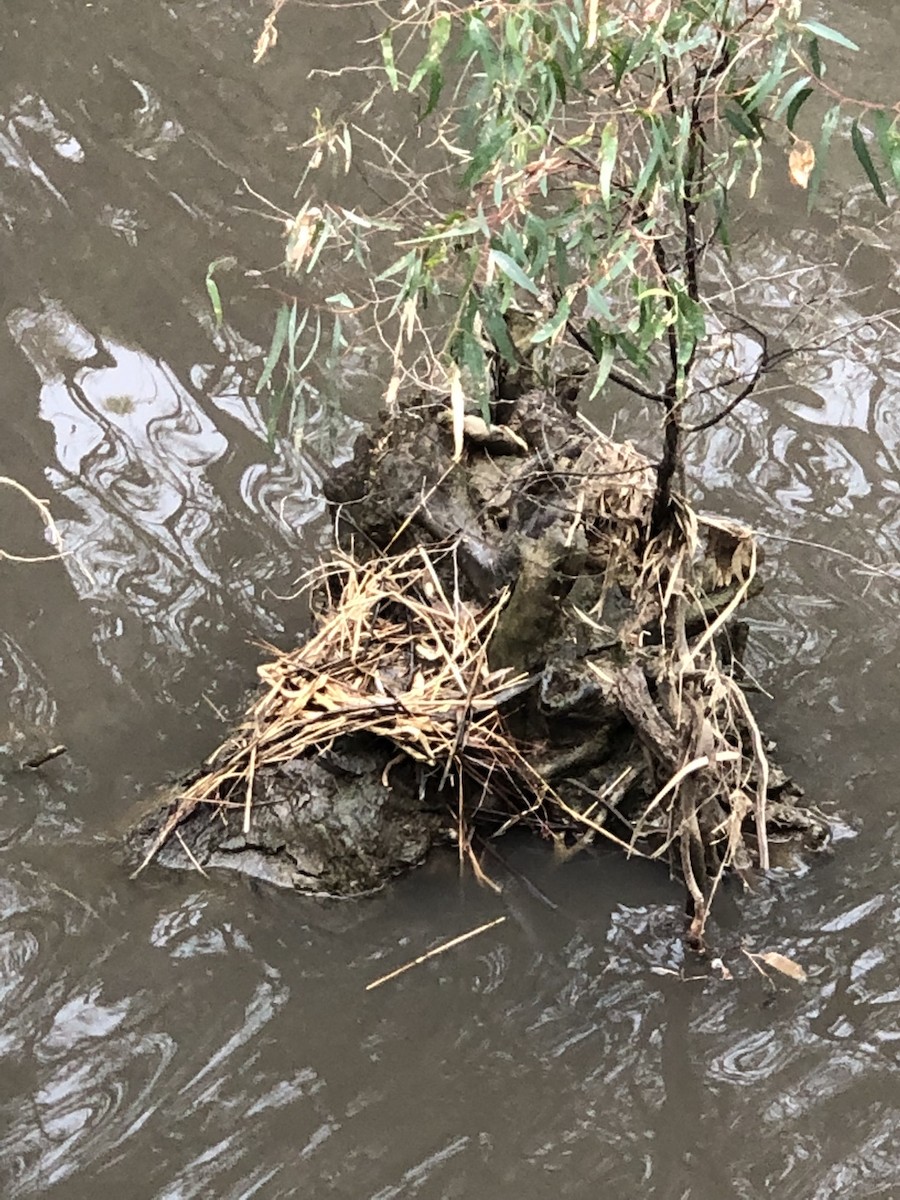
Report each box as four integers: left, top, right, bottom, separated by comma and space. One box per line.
1, 2, 898, 1196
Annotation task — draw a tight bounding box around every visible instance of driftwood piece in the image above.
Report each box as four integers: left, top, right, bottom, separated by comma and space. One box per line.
123, 739, 438, 894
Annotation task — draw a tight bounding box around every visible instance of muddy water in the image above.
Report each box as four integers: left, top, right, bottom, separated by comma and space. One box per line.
1, 2, 899, 1196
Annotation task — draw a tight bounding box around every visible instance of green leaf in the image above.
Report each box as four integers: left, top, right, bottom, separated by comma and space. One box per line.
547, 58, 567, 105
808, 36, 823, 79
205, 256, 237, 330
456, 325, 490, 419
325, 292, 354, 308
530, 295, 571, 344
799, 19, 859, 53
616, 333, 645, 369
264, 382, 288, 448
808, 104, 841, 212
786, 86, 814, 132
633, 122, 662, 199
524, 214, 550, 277
503, 10, 522, 55
608, 242, 640, 284
553, 5, 578, 54
462, 124, 512, 187
610, 38, 633, 88
205, 276, 222, 329
773, 75, 811, 121
330, 314, 346, 355
872, 111, 900, 189
295, 310, 321, 375
409, 14, 452, 91
724, 103, 760, 141
462, 14, 497, 72
422, 65, 444, 118
675, 291, 705, 366
635, 289, 669, 352
490, 249, 540, 297
286, 298, 299, 375
409, 214, 488, 244
585, 284, 613, 321
429, 13, 452, 56
713, 187, 732, 256
375, 249, 418, 283
554, 236, 571, 290
589, 335, 615, 400
743, 40, 789, 114
256, 303, 291, 395
380, 30, 398, 90
481, 302, 520, 365
850, 120, 887, 204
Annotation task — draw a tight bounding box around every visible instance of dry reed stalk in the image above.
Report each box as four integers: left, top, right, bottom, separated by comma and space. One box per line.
365, 916, 507, 991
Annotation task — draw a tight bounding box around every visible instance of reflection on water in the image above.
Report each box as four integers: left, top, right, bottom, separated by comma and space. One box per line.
1, 0, 899, 1197
6, 299, 329, 660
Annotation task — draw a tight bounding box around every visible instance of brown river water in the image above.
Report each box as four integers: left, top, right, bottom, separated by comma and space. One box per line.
1, 2, 898, 1196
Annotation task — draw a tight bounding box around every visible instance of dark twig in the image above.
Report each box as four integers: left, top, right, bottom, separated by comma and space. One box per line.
564, 319, 665, 405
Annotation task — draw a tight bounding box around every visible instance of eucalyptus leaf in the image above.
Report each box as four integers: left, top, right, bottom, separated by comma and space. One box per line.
807, 103, 841, 212
724, 103, 760, 141
530, 295, 571, 344
256, 303, 291, 395
798, 19, 858, 53
490, 249, 540, 297
773, 74, 811, 121
786, 86, 814, 132
850, 120, 887, 204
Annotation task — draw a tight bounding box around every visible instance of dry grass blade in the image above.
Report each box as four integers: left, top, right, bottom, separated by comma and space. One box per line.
365, 916, 506, 991
252, 0, 286, 64
1, 476, 66, 564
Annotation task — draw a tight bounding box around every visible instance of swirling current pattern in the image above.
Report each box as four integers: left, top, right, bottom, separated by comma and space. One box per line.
0, 0, 899, 1197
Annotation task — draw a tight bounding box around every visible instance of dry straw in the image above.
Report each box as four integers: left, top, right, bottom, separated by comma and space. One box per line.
134, 544, 548, 876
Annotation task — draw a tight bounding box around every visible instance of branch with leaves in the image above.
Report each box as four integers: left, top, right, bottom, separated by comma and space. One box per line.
243, 0, 896, 514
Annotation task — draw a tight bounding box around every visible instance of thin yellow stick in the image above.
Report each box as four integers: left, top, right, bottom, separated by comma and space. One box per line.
175, 829, 210, 878
365, 916, 506, 991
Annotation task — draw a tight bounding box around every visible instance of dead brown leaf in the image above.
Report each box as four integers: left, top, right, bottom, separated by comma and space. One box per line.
757, 951, 807, 982
284, 207, 322, 274
788, 141, 815, 189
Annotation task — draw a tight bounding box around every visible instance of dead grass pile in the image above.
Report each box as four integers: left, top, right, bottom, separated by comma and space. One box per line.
136, 545, 547, 879
600, 502, 771, 942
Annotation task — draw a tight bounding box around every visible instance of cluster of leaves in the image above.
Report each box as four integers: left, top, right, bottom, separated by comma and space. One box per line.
249, 0, 897, 451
